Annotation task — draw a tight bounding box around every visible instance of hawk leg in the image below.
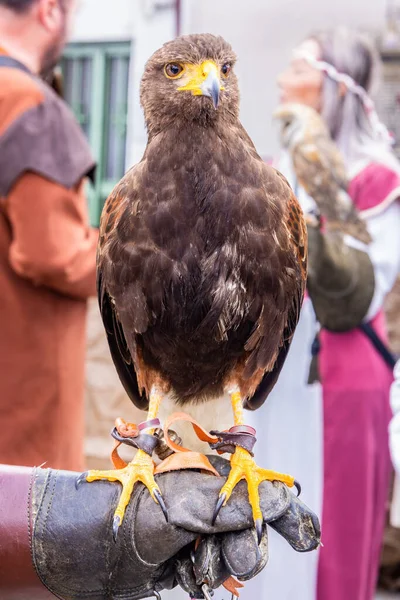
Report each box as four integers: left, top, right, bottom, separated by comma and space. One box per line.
212, 386, 300, 543
76, 387, 167, 541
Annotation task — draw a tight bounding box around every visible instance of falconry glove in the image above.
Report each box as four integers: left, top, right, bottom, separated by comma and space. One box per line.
23, 458, 320, 600
306, 218, 375, 332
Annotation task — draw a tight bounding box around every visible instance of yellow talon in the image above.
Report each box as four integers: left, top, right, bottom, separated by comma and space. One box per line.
79, 449, 168, 540
215, 447, 297, 539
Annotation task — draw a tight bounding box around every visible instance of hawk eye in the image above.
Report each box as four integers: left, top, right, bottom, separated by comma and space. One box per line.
221, 63, 231, 77
165, 63, 184, 78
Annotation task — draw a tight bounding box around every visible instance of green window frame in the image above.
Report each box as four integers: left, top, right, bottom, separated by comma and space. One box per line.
61, 42, 131, 226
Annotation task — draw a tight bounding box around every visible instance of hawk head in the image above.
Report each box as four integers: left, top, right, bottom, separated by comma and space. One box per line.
274, 102, 329, 149
140, 34, 239, 135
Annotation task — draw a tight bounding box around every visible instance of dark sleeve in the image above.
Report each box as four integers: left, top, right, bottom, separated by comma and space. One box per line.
6, 172, 98, 300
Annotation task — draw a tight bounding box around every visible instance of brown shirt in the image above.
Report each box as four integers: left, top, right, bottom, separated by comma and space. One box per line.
0, 60, 98, 470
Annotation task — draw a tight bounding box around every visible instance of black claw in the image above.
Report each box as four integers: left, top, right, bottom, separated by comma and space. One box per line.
212, 493, 226, 526
294, 480, 301, 497
113, 515, 121, 542
154, 489, 169, 523
255, 518, 263, 545
75, 471, 88, 490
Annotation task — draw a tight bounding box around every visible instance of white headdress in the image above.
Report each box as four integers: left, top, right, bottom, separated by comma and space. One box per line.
293, 48, 393, 146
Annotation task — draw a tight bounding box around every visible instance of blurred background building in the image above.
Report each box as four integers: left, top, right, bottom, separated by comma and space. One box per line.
64, 0, 400, 466
65, 0, 400, 226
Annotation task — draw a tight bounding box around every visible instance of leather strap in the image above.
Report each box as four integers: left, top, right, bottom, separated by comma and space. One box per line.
209, 429, 257, 456
0, 465, 54, 599
0, 55, 32, 75
109, 417, 160, 467
109, 413, 220, 476
163, 413, 257, 456
154, 450, 219, 476
138, 418, 161, 431
110, 412, 257, 476
113, 417, 139, 437
359, 321, 397, 369
111, 428, 159, 455
152, 412, 220, 475
162, 412, 219, 453
223, 576, 244, 597
111, 441, 130, 469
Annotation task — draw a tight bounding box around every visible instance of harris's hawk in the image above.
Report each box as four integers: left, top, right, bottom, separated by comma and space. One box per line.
80, 34, 307, 541
274, 102, 371, 244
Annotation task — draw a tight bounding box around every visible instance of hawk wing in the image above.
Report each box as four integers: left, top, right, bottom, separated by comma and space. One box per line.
97, 167, 150, 410
244, 167, 307, 409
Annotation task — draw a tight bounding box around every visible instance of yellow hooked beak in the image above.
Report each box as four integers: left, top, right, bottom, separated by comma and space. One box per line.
178, 60, 224, 109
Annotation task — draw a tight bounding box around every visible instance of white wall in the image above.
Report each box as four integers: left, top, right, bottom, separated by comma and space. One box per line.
71, 0, 135, 42
70, 0, 176, 166
181, 0, 387, 159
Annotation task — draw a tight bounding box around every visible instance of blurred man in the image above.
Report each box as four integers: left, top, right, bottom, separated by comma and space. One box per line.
0, 0, 98, 470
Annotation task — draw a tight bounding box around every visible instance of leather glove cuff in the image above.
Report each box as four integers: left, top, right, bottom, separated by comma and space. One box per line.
307, 223, 375, 331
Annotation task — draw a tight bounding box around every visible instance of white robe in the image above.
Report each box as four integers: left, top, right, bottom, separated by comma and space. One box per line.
241, 158, 400, 600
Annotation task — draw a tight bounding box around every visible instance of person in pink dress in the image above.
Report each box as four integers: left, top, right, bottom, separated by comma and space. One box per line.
243, 28, 400, 600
